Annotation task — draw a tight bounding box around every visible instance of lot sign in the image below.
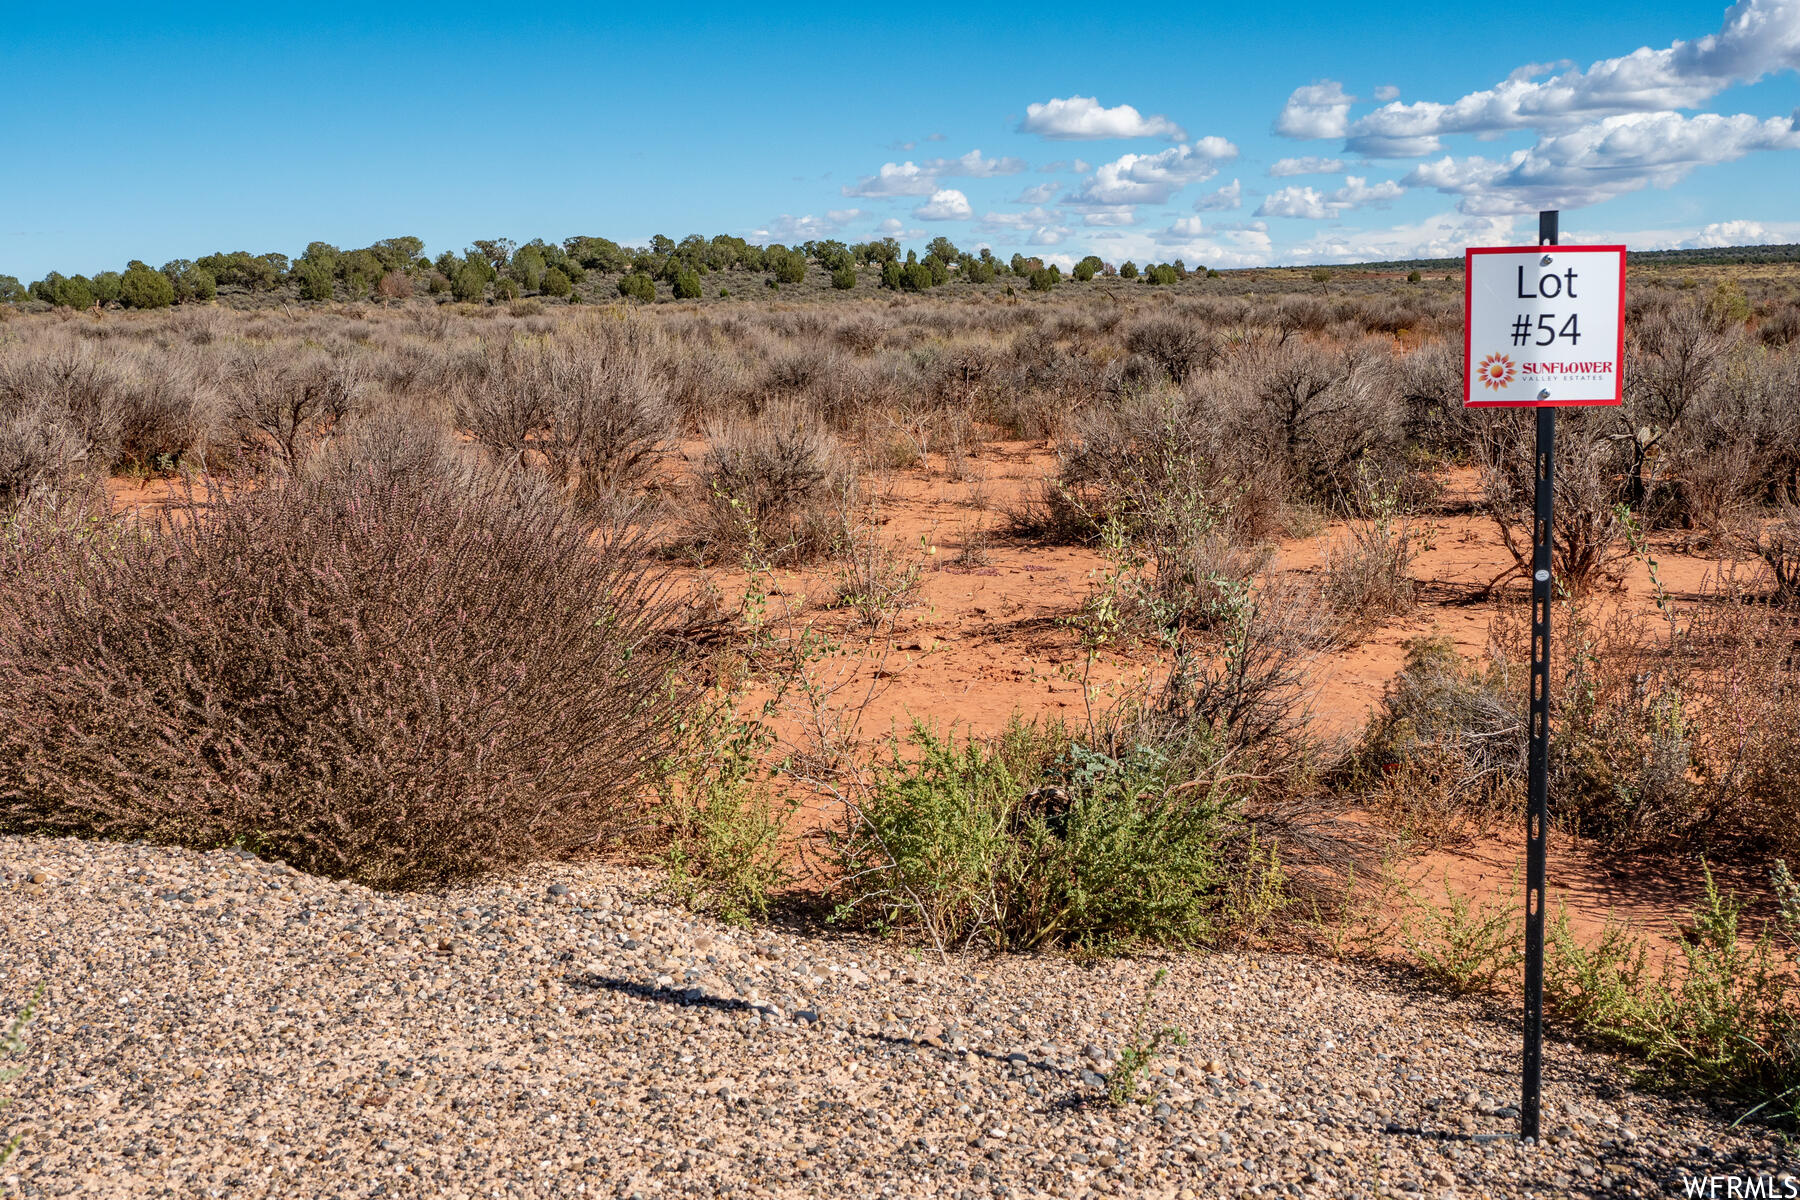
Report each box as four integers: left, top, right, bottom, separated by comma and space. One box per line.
1464, 245, 1625, 407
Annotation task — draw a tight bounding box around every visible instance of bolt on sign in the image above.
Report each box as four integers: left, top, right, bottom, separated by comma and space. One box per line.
1463, 245, 1625, 407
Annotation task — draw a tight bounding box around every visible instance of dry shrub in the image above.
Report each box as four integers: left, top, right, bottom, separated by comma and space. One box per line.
690, 400, 851, 562
1321, 464, 1418, 638
0, 438, 697, 889
1479, 410, 1629, 594
225, 346, 362, 468
457, 322, 674, 509
1344, 636, 1524, 845
1744, 501, 1800, 602
1124, 316, 1216, 383
1233, 336, 1401, 505
376, 271, 414, 301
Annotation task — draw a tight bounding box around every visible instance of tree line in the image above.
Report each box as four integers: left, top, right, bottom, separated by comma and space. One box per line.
0, 232, 1213, 308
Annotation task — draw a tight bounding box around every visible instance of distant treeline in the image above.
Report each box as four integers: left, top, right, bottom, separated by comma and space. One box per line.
8, 232, 1789, 311
1335, 243, 1800, 274
0, 233, 1224, 309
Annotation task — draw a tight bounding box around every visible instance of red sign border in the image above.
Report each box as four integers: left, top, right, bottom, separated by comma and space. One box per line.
1463, 244, 1626, 408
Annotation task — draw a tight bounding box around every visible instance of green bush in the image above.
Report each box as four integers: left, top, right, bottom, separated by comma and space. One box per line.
832, 720, 1277, 952
672, 268, 702, 300
119, 262, 175, 309
450, 263, 488, 302
618, 272, 656, 302
1027, 266, 1059, 292
1072, 258, 1099, 282
770, 249, 807, 285
0, 276, 23, 304
1544, 864, 1798, 1124
831, 264, 857, 290
1145, 264, 1179, 286
1406, 269, 1422, 284
1119, 261, 1139, 280
540, 267, 573, 298
659, 713, 793, 925
295, 260, 336, 302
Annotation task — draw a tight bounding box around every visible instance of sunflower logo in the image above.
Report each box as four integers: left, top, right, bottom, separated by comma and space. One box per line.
1477, 352, 1516, 390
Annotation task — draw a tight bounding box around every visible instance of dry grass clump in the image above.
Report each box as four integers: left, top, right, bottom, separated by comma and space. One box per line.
689, 400, 852, 562
457, 320, 675, 512
0, 430, 698, 889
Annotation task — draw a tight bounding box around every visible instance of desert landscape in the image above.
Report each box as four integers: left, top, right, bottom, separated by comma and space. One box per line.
0, 248, 1796, 1197
7, 1, 1800, 1195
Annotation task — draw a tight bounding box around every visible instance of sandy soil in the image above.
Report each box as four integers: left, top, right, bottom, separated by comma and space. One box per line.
103, 440, 1760, 959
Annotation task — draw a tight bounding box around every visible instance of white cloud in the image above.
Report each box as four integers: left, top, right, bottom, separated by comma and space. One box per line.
1019, 95, 1188, 141
914, 188, 974, 220
1270, 156, 1346, 177
876, 218, 905, 234
1255, 175, 1406, 219
1343, 0, 1800, 156
842, 161, 938, 198
1192, 178, 1243, 211
1082, 223, 1273, 268
980, 207, 1058, 231
1014, 181, 1061, 204
750, 210, 863, 242
1071, 139, 1239, 206
1686, 218, 1786, 246
1286, 211, 1521, 263
1563, 217, 1800, 248
1162, 216, 1206, 238
1403, 110, 1800, 212
1083, 208, 1137, 227
922, 149, 1029, 177
1275, 81, 1354, 139
1372, 84, 1401, 102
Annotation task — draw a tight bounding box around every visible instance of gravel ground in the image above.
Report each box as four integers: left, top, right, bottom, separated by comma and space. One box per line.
0, 835, 1792, 1199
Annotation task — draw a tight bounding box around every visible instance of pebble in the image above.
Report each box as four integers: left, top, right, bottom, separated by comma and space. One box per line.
0, 834, 1782, 1200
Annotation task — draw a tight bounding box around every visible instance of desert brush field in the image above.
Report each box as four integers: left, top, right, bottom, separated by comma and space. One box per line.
1, 260, 1798, 1197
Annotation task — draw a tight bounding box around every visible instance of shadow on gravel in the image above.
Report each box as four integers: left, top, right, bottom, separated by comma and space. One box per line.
566, 971, 1089, 1096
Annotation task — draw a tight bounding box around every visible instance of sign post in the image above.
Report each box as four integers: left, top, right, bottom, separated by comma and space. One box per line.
1463, 211, 1624, 1143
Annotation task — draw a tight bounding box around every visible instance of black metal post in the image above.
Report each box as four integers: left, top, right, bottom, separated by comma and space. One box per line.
1522, 208, 1558, 1143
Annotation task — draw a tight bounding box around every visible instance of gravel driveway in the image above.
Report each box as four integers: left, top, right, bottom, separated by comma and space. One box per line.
0, 835, 1790, 1198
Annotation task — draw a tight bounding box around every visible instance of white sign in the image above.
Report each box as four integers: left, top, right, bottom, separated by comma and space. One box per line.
1464, 245, 1625, 407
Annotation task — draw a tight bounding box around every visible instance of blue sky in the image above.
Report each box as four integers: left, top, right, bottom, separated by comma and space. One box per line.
4, 1, 1798, 279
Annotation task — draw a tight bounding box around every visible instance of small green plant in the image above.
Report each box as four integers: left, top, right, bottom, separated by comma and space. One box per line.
1400, 873, 1524, 994
660, 709, 795, 925
1105, 968, 1188, 1106
0, 984, 44, 1168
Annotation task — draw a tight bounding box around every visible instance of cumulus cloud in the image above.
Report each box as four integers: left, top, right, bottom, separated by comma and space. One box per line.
876, 218, 905, 235
980, 207, 1058, 231
1083, 208, 1137, 227
842, 161, 938, 198
1162, 216, 1206, 238
1403, 110, 1800, 212
751, 210, 863, 242
1275, 81, 1354, 139
1372, 84, 1401, 102
1192, 178, 1243, 211
922, 149, 1028, 177
1070, 139, 1239, 206
1270, 156, 1346, 177
1286, 212, 1520, 263
914, 188, 974, 220
1342, 0, 1800, 156
1255, 175, 1405, 219
1014, 181, 1061, 204
1019, 95, 1188, 141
